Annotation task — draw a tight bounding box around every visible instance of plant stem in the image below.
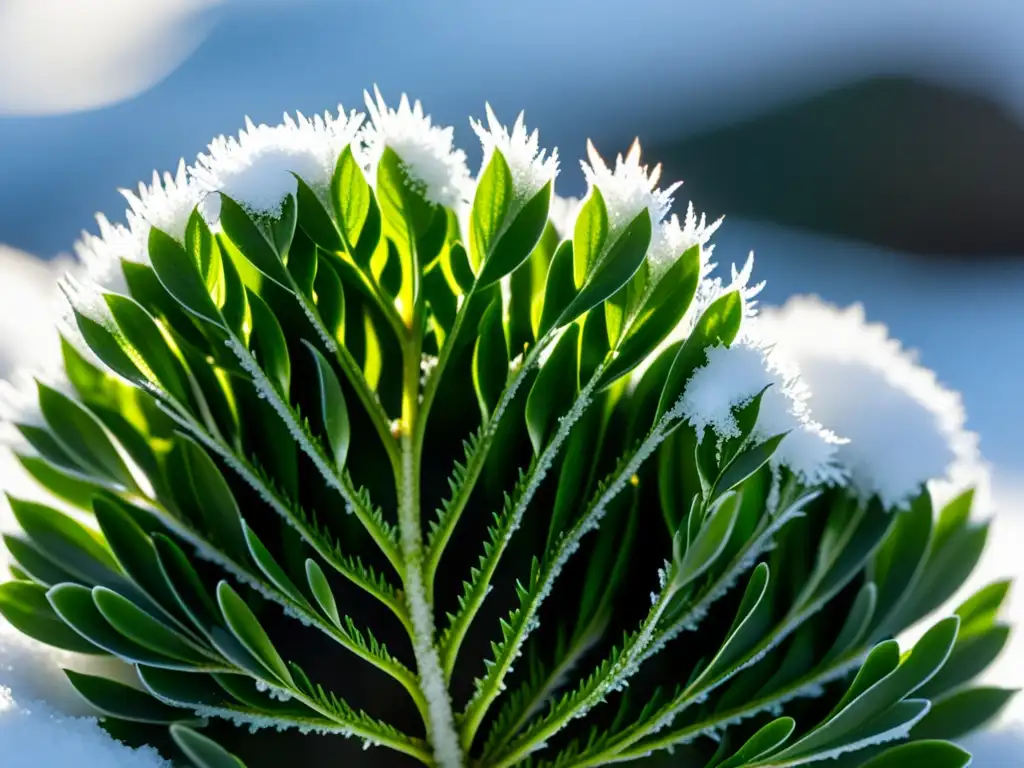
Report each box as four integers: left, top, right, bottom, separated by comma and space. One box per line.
397, 321, 463, 768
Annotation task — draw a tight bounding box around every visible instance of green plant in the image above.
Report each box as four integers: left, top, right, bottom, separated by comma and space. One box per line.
0, 91, 1013, 768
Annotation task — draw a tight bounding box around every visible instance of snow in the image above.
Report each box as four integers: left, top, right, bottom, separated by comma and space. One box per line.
676, 337, 844, 487
121, 160, 200, 246
0, 690, 169, 768
470, 104, 558, 203
757, 296, 980, 510
580, 139, 679, 236
646, 202, 723, 284
193, 107, 363, 220
73, 215, 140, 297
361, 87, 471, 210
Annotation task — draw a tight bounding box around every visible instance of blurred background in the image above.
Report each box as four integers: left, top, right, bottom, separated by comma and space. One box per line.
0, 0, 1021, 763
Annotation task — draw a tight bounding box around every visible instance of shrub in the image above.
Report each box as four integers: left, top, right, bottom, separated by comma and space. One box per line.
0, 90, 1013, 768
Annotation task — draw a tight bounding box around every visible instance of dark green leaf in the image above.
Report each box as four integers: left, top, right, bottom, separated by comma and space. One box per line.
303, 340, 350, 470
246, 289, 291, 397
537, 240, 577, 337
64, 669, 193, 724
674, 492, 741, 590
294, 174, 343, 252
717, 717, 795, 768
858, 740, 971, 768
477, 180, 552, 288
217, 581, 294, 686
525, 323, 580, 453
912, 686, 1017, 740
242, 523, 307, 606
149, 227, 223, 325
0, 580, 102, 653
472, 297, 509, 421
171, 725, 248, 768
219, 195, 293, 288
92, 586, 211, 664
305, 559, 341, 628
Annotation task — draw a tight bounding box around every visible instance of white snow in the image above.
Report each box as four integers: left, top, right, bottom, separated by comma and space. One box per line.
122, 159, 200, 245
580, 139, 680, 235
193, 107, 363, 220
646, 202, 723, 284
361, 87, 471, 210
0, 689, 169, 768
676, 337, 845, 487
74, 215, 142, 296
470, 104, 558, 203
757, 296, 980, 510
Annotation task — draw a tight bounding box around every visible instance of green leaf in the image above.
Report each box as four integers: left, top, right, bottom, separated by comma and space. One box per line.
303, 340, 351, 470
148, 227, 223, 325
674, 491, 741, 591
314, 252, 346, 343
477, 180, 552, 288
823, 582, 878, 663
171, 725, 248, 768
572, 187, 609, 288
470, 148, 513, 272
242, 522, 307, 606
695, 563, 772, 685
559, 208, 652, 328
713, 434, 785, 501
305, 559, 341, 628
870, 491, 932, 635
64, 669, 194, 724
153, 534, 223, 638
285, 228, 318, 296
717, 717, 796, 768
955, 579, 1011, 629
71, 309, 147, 387
600, 244, 702, 386
537, 239, 577, 337
916, 623, 1010, 699
219, 194, 293, 288
449, 242, 476, 293
857, 740, 971, 768
217, 581, 294, 686
36, 383, 137, 489
912, 686, 1017, 740
246, 288, 291, 397
525, 323, 580, 453
656, 290, 744, 421
175, 437, 248, 563
472, 297, 509, 420
47, 584, 189, 668
0, 581, 102, 653
92, 586, 211, 664
332, 145, 380, 267
8, 496, 122, 585
3, 534, 81, 586
294, 174, 343, 252
92, 495, 182, 618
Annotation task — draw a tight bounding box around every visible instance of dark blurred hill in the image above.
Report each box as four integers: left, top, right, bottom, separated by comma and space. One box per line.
651, 76, 1024, 258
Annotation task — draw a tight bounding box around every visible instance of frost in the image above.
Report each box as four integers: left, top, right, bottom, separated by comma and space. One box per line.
646, 202, 723, 285
73, 214, 141, 295
676, 337, 845, 487
470, 104, 558, 202
758, 297, 981, 509
194, 107, 362, 221
122, 160, 200, 246
581, 139, 679, 235
361, 87, 472, 210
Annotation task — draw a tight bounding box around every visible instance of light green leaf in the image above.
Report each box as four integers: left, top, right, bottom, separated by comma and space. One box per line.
525, 323, 580, 453
674, 491, 741, 591
572, 187, 608, 288
305, 559, 341, 629
303, 340, 351, 470
0, 581, 102, 653
477, 179, 552, 288
64, 669, 196, 724
470, 148, 513, 272
472, 297, 509, 421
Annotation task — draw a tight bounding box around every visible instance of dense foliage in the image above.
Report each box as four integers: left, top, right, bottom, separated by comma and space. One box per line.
0, 95, 1013, 767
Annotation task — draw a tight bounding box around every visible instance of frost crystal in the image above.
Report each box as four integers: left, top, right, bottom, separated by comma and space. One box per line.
73, 215, 142, 296
194, 107, 363, 221
122, 160, 200, 245
646, 202, 723, 284
470, 104, 558, 202
758, 296, 980, 509
677, 337, 845, 487
581, 139, 680, 234
361, 87, 471, 209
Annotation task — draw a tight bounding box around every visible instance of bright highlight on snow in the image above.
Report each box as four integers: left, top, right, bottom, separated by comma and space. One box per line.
470, 104, 558, 202
361, 87, 471, 209
758, 296, 980, 509
677, 338, 845, 487
581, 139, 680, 234
194, 108, 363, 221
